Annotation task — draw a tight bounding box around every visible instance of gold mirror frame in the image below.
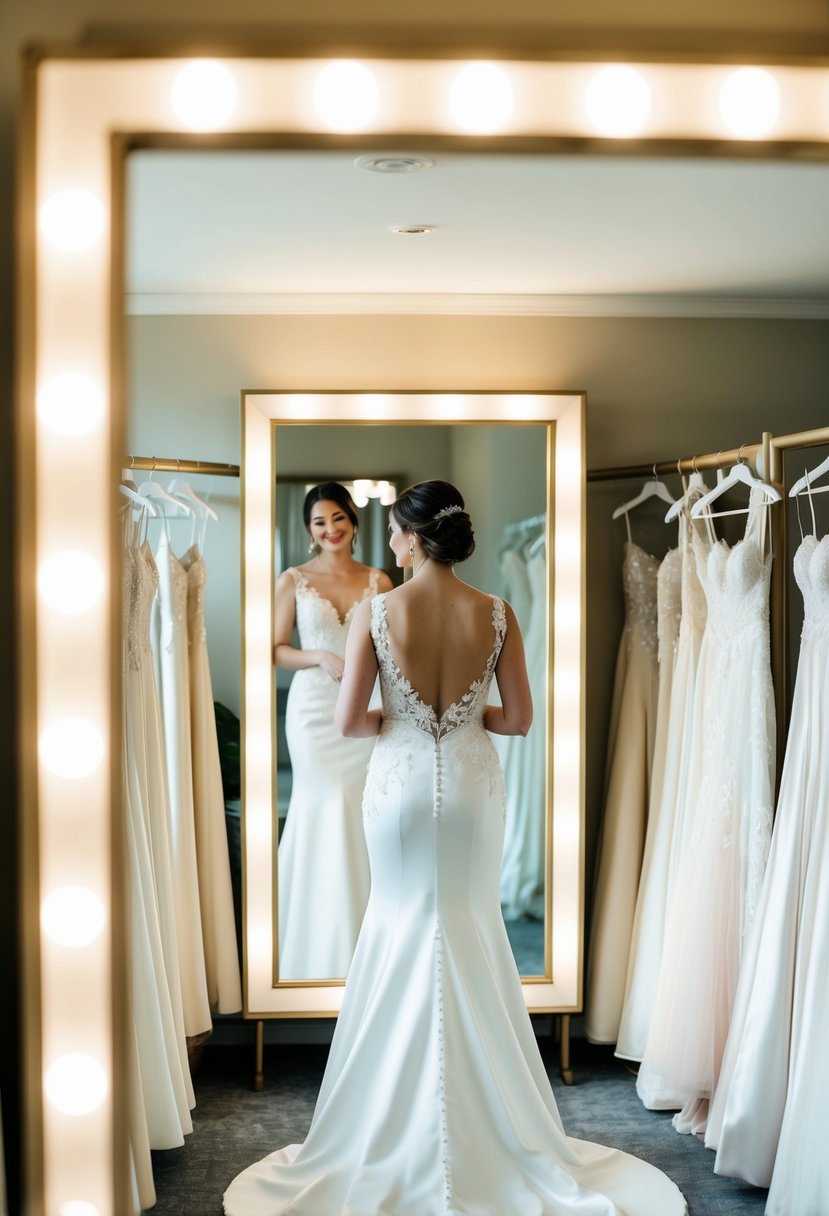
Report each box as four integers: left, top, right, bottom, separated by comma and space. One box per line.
18, 42, 829, 1214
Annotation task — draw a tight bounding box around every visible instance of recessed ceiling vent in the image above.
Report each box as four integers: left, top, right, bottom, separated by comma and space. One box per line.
390, 224, 435, 235
354, 154, 434, 174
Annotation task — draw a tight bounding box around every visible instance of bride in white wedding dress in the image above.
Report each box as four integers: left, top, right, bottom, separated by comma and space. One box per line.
226, 481, 686, 1216
275, 482, 392, 980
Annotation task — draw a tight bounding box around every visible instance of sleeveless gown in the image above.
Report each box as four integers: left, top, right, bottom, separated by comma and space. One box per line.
707, 533, 829, 1216
277, 567, 379, 980
638, 492, 775, 1134
225, 594, 687, 1216
585, 541, 659, 1044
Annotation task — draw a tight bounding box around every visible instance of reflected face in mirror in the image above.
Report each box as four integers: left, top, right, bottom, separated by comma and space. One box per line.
308, 499, 357, 556
273, 424, 550, 985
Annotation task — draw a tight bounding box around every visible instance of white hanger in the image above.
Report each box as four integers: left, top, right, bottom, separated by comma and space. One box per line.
690, 449, 781, 519
789, 452, 829, 499
168, 477, 219, 521
612, 468, 676, 520
665, 466, 708, 522
118, 483, 159, 516
136, 479, 196, 517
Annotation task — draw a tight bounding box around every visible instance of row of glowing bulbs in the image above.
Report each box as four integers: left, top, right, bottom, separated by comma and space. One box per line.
176, 58, 788, 138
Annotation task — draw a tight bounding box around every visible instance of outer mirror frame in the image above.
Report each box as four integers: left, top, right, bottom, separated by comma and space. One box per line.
18, 41, 829, 1214
242, 390, 585, 1017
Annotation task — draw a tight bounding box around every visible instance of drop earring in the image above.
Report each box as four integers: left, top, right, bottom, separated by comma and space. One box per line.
308, 540, 318, 555
408, 537, 415, 561
351, 528, 358, 553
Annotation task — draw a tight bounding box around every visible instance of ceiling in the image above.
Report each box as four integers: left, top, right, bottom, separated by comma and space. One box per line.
126, 150, 829, 317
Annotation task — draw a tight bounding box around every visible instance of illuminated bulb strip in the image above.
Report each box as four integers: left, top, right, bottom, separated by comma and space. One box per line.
38, 551, 105, 615
42, 886, 106, 948
44, 1053, 108, 1116
720, 67, 781, 139
171, 59, 237, 131
449, 61, 514, 133
312, 60, 380, 132
39, 717, 104, 780
37, 373, 105, 437
585, 65, 651, 137
39, 189, 105, 252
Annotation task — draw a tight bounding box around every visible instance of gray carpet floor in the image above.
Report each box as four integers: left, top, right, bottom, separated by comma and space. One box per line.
150, 1038, 768, 1215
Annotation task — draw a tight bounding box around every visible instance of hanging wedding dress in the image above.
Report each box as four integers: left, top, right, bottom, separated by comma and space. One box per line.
638, 492, 775, 1135
182, 545, 242, 1013
153, 533, 213, 1037
123, 539, 194, 1207
617, 498, 710, 1063
277, 566, 380, 980
499, 546, 546, 920
224, 594, 686, 1216
585, 528, 659, 1044
706, 531, 829, 1215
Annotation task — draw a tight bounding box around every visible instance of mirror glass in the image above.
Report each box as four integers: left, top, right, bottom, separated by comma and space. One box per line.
273, 423, 548, 980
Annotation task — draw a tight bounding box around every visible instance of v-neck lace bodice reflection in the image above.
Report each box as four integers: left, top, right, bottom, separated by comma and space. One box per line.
277, 566, 381, 981
225, 586, 687, 1216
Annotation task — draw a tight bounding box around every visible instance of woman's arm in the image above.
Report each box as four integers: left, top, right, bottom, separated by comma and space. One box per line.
484, 600, 533, 737
273, 570, 343, 681
336, 599, 382, 738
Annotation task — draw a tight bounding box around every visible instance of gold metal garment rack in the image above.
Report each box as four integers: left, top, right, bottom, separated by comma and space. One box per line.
126, 456, 240, 477
587, 440, 766, 482
768, 424, 829, 765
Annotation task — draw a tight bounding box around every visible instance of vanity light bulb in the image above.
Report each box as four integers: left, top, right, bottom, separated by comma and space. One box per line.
39, 189, 105, 252
42, 886, 105, 948
449, 62, 513, 134
585, 66, 651, 137
37, 373, 104, 438
312, 61, 380, 132
171, 60, 237, 131
38, 550, 105, 615
45, 1053, 108, 1116
59, 1203, 100, 1216
719, 68, 780, 139
39, 717, 104, 780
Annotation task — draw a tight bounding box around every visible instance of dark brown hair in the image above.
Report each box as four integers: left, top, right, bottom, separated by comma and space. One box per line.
392, 480, 475, 565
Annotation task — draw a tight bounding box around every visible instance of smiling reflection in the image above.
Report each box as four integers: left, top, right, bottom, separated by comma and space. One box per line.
274, 482, 393, 979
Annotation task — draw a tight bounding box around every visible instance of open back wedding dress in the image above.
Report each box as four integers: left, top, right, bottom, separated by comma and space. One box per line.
225, 593, 686, 1216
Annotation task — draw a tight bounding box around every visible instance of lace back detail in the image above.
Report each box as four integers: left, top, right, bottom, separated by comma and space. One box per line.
371, 594, 506, 741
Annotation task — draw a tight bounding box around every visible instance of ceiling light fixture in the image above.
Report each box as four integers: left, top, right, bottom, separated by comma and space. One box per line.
354, 155, 434, 174
390, 224, 435, 235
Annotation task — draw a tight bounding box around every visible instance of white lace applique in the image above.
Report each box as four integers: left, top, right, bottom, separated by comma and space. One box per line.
370, 594, 506, 742
451, 731, 507, 818
362, 726, 413, 821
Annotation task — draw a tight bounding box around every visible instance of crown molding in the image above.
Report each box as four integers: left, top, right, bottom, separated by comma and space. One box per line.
126, 292, 829, 319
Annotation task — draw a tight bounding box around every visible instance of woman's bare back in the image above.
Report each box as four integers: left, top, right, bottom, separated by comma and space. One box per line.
381, 576, 500, 719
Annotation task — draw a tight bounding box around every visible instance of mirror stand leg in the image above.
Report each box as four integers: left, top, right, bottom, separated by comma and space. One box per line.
254, 1020, 264, 1091
558, 1014, 574, 1085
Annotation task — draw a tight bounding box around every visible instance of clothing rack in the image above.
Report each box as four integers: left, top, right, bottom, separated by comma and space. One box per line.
503, 511, 546, 534
126, 456, 240, 477
586, 439, 767, 483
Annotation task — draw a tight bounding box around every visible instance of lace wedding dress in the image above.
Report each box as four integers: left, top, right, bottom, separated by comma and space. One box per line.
617, 501, 710, 1063
585, 538, 659, 1044
277, 566, 380, 980
225, 594, 686, 1216
707, 533, 829, 1216
638, 492, 775, 1134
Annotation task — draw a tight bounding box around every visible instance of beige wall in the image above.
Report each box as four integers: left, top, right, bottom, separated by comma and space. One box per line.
129, 310, 829, 875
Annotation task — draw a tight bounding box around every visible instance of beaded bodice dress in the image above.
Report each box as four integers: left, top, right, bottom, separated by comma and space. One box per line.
225, 591, 687, 1216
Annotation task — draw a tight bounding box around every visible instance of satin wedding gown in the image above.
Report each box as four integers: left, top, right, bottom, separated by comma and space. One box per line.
707, 532, 829, 1215
277, 566, 380, 980
639, 492, 774, 1134
225, 593, 687, 1216
586, 536, 659, 1044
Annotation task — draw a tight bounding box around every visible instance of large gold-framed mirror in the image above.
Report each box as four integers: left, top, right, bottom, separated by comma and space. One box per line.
243, 391, 584, 1016
18, 42, 829, 1214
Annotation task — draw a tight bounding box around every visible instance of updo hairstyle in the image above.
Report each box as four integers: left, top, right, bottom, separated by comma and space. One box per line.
392, 480, 475, 565
302, 481, 359, 532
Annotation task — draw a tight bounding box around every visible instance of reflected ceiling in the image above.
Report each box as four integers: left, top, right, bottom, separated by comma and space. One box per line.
127, 150, 829, 314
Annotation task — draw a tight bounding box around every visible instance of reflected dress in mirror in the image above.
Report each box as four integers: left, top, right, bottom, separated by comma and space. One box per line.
226, 592, 686, 1216
277, 566, 381, 980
